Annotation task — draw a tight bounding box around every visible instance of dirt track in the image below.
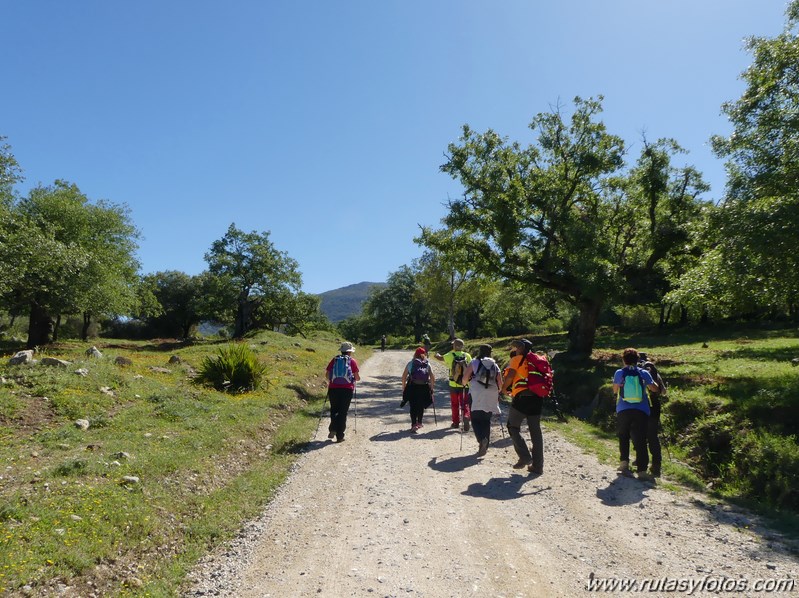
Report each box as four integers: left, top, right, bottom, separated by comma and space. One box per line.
185, 350, 799, 597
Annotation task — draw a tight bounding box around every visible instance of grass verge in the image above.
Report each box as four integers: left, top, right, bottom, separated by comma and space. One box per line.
0, 330, 365, 596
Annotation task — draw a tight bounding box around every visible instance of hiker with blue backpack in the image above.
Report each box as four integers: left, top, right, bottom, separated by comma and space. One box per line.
612, 348, 659, 481
325, 342, 361, 443
400, 347, 436, 433
463, 344, 503, 457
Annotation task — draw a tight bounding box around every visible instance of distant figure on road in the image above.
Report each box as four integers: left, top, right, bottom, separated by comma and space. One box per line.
381, 335, 386, 352
325, 342, 361, 443
612, 348, 658, 481
401, 347, 435, 433
422, 334, 432, 352
463, 344, 503, 457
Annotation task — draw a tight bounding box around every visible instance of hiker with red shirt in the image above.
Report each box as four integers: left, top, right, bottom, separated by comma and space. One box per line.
325, 342, 361, 443
401, 347, 436, 433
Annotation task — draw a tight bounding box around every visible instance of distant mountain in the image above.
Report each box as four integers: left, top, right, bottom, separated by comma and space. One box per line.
317, 281, 385, 323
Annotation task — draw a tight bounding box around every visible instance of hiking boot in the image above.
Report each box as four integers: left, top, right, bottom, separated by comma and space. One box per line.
617, 460, 632, 476
327, 431, 336, 439
336, 436, 345, 443
463, 419, 470, 432
450, 422, 459, 429
637, 471, 655, 483
410, 427, 418, 434
527, 463, 543, 475
477, 438, 489, 457
512, 459, 531, 469
651, 468, 661, 478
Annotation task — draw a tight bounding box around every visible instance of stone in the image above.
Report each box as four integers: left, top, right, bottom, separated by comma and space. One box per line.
75, 368, 89, 376
149, 367, 172, 374
41, 357, 71, 367
121, 475, 140, 485
114, 356, 133, 366
8, 350, 34, 365
168, 355, 182, 364
75, 419, 90, 430
86, 346, 103, 358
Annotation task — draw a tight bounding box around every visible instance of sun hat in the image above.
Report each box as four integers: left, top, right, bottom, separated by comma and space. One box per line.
339, 342, 355, 353
452, 338, 464, 348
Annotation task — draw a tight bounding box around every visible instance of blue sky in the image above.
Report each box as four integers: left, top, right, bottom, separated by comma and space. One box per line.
2, 1, 788, 294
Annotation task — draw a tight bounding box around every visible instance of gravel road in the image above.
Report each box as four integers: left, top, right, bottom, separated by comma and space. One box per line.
184, 350, 799, 597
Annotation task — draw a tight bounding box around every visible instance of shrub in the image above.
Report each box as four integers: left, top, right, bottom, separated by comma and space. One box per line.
685, 412, 740, 477
731, 431, 799, 511
196, 344, 268, 392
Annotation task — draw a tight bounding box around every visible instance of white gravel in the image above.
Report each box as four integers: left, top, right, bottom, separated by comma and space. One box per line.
184, 351, 799, 597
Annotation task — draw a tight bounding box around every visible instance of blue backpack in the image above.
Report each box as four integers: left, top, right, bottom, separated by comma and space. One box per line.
618, 368, 646, 404
330, 355, 354, 385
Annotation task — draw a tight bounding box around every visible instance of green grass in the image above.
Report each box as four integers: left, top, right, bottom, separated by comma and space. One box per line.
461, 325, 799, 524
0, 329, 363, 596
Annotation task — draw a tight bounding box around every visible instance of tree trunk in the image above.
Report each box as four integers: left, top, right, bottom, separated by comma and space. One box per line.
27, 302, 54, 348
679, 305, 688, 326
447, 272, 456, 340
82, 312, 92, 341
53, 314, 61, 342
234, 297, 253, 338
567, 299, 601, 358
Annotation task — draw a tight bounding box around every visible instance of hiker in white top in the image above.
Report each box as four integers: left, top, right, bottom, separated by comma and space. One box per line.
463, 344, 503, 457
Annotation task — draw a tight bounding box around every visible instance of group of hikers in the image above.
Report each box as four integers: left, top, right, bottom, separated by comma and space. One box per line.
324, 339, 667, 481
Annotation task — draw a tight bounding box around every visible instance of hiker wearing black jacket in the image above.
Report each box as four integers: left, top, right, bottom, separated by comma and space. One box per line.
401, 347, 435, 433
641, 361, 667, 477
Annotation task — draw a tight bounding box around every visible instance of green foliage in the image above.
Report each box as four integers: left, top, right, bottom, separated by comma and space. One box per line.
196, 343, 269, 392
673, 2, 799, 321
731, 430, 799, 510
0, 177, 141, 346
204, 224, 303, 338
421, 98, 709, 355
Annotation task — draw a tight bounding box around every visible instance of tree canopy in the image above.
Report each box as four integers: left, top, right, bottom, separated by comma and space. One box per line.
421, 97, 708, 355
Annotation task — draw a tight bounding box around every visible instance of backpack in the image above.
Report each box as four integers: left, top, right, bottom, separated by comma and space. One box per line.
618, 368, 645, 404
409, 358, 431, 385
525, 351, 553, 398
475, 358, 499, 388
329, 355, 354, 385
449, 353, 468, 385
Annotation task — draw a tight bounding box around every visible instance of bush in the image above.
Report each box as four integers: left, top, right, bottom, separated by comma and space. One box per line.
731, 431, 799, 511
614, 305, 659, 329
685, 412, 739, 477
196, 343, 268, 392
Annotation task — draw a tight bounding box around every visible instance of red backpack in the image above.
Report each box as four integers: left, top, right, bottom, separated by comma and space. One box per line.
525, 351, 553, 398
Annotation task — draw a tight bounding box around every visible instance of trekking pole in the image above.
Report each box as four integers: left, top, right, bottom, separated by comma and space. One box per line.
497, 398, 505, 439
459, 387, 465, 451
431, 386, 437, 426
353, 387, 357, 434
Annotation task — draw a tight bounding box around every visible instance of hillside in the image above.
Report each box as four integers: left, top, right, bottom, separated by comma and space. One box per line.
317, 281, 385, 323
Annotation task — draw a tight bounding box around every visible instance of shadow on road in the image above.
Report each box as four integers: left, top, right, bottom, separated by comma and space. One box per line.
596, 476, 649, 506
462, 475, 552, 500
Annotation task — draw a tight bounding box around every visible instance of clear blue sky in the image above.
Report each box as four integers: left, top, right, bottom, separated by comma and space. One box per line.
2, 1, 788, 294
